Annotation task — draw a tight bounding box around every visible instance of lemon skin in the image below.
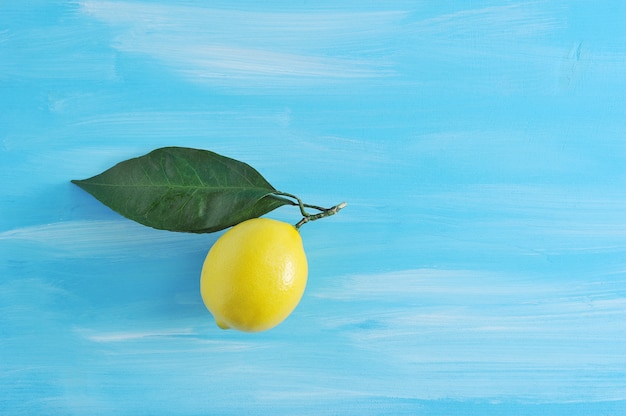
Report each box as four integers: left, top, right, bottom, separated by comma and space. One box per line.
200, 218, 308, 332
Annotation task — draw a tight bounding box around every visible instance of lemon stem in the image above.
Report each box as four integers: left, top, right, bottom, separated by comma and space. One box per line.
295, 201, 347, 229
273, 191, 347, 229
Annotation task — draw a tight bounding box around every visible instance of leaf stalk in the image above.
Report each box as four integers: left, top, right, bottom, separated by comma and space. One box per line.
273, 191, 347, 229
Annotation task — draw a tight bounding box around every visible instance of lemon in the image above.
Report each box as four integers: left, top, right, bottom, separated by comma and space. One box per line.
200, 218, 308, 332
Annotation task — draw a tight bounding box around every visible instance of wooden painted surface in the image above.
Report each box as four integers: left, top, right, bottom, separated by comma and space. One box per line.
1, 1, 625, 414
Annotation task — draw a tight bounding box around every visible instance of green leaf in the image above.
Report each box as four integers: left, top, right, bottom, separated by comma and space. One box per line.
72, 147, 294, 233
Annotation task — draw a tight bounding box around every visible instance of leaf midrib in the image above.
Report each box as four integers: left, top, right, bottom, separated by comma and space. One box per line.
77, 181, 274, 193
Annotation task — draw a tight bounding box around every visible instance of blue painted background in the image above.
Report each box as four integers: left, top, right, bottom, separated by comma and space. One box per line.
1, 1, 625, 414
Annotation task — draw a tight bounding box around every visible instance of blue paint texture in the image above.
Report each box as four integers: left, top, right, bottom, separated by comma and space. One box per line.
1, 1, 625, 415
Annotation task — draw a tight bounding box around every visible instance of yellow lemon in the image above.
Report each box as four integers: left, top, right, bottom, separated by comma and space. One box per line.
200, 218, 308, 332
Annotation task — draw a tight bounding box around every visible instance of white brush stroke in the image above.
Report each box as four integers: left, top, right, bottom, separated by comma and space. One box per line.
411, 3, 564, 40
315, 268, 626, 352
0, 219, 209, 258
84, 328, 195, 342
309, 267, 626, 401
80, 329, 263, 352
78, 1, 400, 86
